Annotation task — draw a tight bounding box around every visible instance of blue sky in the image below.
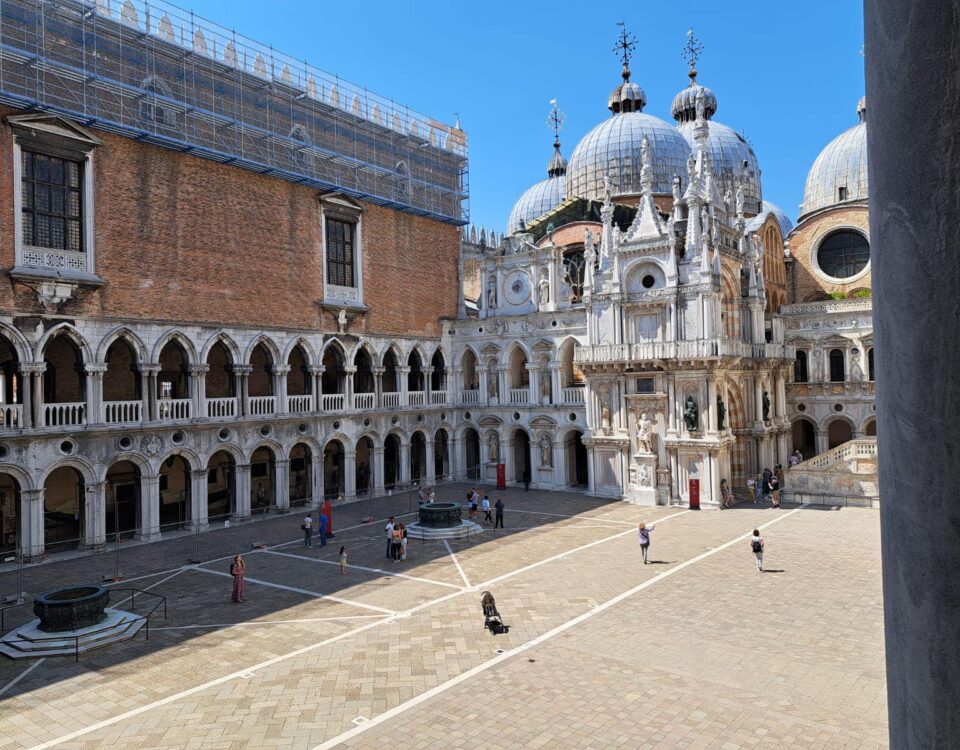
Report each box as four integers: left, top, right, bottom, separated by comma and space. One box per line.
182, 0, 865, 230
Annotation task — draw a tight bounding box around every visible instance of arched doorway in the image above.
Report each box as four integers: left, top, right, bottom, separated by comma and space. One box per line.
463, 428, 480, 479
42, 332, 86, 426
513, 429, 531, 484
508, 347, 529, 391
434, 429, 449, 479
323, 440, 344, 499
792, 418, 817, 458
410, 432, 426, 483
384, 434, 401, 489
207, 450, 236, 521
565, 430, 588, 486
828, 419, 853, 449
250, 447, 276, 511
106, 460, 140, 540
461, 350, 479, 400
159, 455, 190, 529
103, 338, 141, 423
0, 473, 22, 555
865, 418, 877, 437
356, 436, 373, 495
289, 443, 313, 507
44, 466, 84, 552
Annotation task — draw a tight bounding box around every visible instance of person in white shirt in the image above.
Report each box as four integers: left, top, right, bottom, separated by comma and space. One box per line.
750, 529, 765, 571
302, 514, 313, 548
385, 517, 395, 559
481, 496, 492, 523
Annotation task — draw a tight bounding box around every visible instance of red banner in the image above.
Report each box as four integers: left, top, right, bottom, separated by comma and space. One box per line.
496, 463, 506, 490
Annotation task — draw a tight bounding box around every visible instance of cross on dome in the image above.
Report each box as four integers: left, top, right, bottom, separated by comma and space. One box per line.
682, 28, 705, 81
613, 21, 638, 81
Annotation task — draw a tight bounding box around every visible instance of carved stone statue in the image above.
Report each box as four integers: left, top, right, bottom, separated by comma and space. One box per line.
687, 152, 696, 185
602, 174, 613, 204
538, 272, 550, 306
601, 403, 612, 433
486, 277, 497, 308
762, 390, 771, 421
636, 412, 654, 453
487, 368, 498, 398
672, 175, 681, 204
695, 88, 705, 121
735, 183, 745, 216
639, 464, 650, 487
337, 308, 348, 334
717, 395, 726, 430
540, 370, 551, 404
851, 343, 864, 381
539, 435, 552, 467
488, 433, 499, 462
683, 395, 699, 431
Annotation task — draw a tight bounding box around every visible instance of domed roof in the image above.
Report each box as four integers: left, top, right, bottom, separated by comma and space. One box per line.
567, 112, 691, 201
745, 200, 794, 237
507, 175, 566, 235
671, 79, 718, 123
608, 79, 647, 114
801, 98, 867, 217
677, 119, 762, 211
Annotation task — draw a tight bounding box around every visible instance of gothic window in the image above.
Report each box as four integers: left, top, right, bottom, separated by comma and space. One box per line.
794, 350, 809, 383
325, 219, 355, 288
829, 348, 845, 382
562, 249, 585, 303
816, 230, 870, 280
867, 347, 874, 381
395, 161, 410, 201
21, 150, 83, 253
139, 76, 177, 127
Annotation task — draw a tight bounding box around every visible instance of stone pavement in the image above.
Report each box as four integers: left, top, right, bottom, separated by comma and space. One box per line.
0, 487, 887, 749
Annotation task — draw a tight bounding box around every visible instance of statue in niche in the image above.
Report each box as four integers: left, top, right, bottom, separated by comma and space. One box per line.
540, 370, 552, 405
683, 395, 699, 432
723, 186, 733, 214
538, 271, 550, 306
636, 412, 654, 454
717, 395, 726, 430
762, 390, 771, 421
539, 435, 553, 467
487, 366, 498, 398
601, 402, 612, 434
486, 278, 497, 309
735, 183, 745, 216
851, 343, 864, 381
686, 152, 696, 186
488, 433, 499, 463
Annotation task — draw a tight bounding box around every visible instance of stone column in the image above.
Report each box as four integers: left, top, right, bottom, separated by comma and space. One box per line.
83, 481, 106, 549
550, 363, 561, 406
17, 363, 31, 429
373, 447, 385, 496
526, 362, 539, 404
373, 366, 384, 408
449, 436, 462, 479
399, 442, 411, 486
866, 5, 960, 743
274, 364, 291, 414
190, 364, 209, 420
233, 365, 252, 417
311, 453, 324, 507
448, 366, 461, 403
705, 377, 718, 435
478, 367, 489, 405
33, 366, 46, 427
754, 376, 765, 426
424, 366, 434, 403
309, 365, 324, 411
666, 375, 677, 435
398, 366, 410, 407
20, 488, 45, 561
344, 365, 356, 410
234, 463, 252, 519
190, 468, 209, 531
425, 437, 436, 482
138, 475, 161, 541
343, 450, 356, 501
18, 363, 43, 429
85, 363, 106, 424
274, 458, 290, 511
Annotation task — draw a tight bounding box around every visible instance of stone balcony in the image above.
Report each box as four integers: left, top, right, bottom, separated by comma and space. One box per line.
574, 339, 794, 367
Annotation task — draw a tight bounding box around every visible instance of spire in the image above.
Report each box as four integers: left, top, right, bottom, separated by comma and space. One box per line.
672, 28, 717, 123
546, 99, 567, 178
608, 22, 646, 114
682, 28, 704, 83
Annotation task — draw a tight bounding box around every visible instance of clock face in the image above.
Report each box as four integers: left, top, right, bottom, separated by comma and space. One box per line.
503, 271, 530, 305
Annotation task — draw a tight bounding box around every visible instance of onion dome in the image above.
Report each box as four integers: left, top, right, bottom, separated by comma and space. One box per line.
800, 98, 868, 217
671, 71, 718, 123
507, 138, 567, 234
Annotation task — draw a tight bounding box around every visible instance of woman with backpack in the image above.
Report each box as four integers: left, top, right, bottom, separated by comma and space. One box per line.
750, 530, 764, 571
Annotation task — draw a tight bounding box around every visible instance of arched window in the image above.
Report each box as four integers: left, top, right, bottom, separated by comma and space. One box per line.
139, 76, 176, 127
794, 350, 808, 383
829, 349, 846, 382
867, 347, 875, 382
396, 161, 410, 201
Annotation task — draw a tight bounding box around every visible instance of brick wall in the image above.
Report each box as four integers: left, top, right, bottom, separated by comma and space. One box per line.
0, 110, 459, 340
787, 205, 872, 303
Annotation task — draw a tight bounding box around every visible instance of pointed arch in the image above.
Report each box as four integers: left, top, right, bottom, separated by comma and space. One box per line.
353, 340, 377, 366
96, 326, 148, 364
152, 329, 198, 364
0, 321, 33, 364
321, 336, 350, 360
198, 331, 240, 364
283, 336, 317, 367
501, 340, 533, 367
35, 323, 92, 363
243, 334, 281, 366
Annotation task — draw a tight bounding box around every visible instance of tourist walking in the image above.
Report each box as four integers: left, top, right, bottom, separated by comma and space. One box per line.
318, 510, 329, 546
400, 523, 408, 560
750, 529, 764, 571
762, 468, 773, 503
385, 517, 395, 559
339, 546, 348, 575
775, 464, 786, 504
469, 493, 479, 520
494, 498, 504, 528
481, 495, 492, 524
391, 522, 403, 562
230, 554, 246, 602
770, 475, 781, 509
302, 514, 313, 548
746, 476, 756, 504
720, 479, 732, 509
637, 522, 656, 564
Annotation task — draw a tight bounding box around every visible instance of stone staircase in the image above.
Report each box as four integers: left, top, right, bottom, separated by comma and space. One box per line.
785, 438, 879, 507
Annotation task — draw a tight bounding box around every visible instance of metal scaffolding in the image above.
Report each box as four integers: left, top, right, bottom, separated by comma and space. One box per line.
0, 0, 469, 225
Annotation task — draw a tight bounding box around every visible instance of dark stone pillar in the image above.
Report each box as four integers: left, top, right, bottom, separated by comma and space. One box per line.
865, 2, 960, 746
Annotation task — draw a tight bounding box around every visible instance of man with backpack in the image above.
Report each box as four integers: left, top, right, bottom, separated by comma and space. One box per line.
750, 529, 765, 571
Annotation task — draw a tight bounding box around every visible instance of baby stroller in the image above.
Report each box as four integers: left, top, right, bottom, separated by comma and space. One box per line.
481, 591, 508, 634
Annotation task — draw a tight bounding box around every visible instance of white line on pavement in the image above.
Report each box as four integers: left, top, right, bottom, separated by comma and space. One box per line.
0, 658, 45, 699
443, 540, 472, 589
111, 568, 186, 609
152, 615, 387, 631
311, 508, 802, 750
264, 549, 463, 590
189, 568, 397, 616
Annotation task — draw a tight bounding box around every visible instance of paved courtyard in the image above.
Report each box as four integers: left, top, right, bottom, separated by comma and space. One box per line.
0, 487, 886, 749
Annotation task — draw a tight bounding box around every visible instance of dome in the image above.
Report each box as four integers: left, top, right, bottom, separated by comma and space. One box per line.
745, 200, 794, 237
677, 119, 762, 211
800, 99, 867, 217
567, 113, 692, 200
507, 175, 566, 234
671, 79, 718, 123
608, 79, 647, 114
